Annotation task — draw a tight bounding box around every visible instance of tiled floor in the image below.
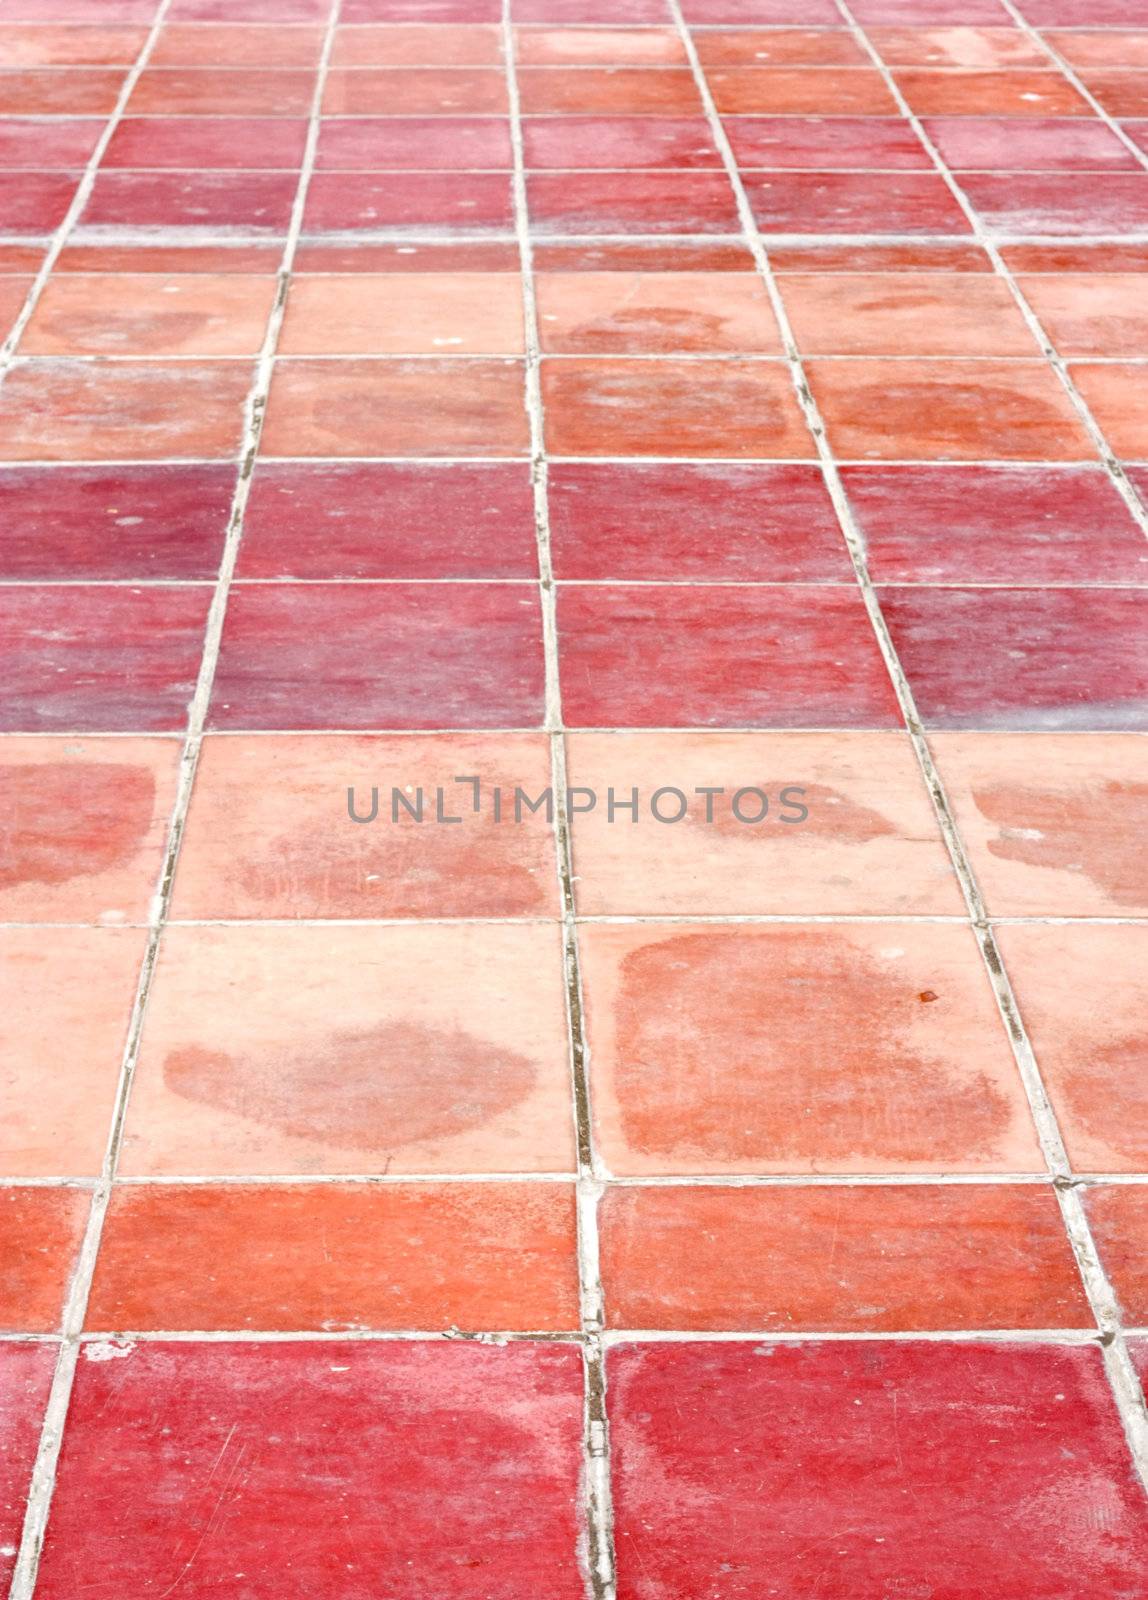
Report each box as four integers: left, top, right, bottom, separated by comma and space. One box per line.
2, 0, 1148, 1596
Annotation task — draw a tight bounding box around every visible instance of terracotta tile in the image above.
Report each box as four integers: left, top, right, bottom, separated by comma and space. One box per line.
0, 586, 211, 733
548, 462, 847, 580
0, 67, 124, 113
209, 583, 544, 730
86, 1181, 580, 1331
168, 0, 329, 15
333, 21, 503, 63
535, 239, 752, 270
515, 25, 685, 64
1082, 70, 1148, 119
962, 173, 1148, 236
36, 1341, 585, 1600
808, 359, 1095, 461
123, 923, 573, 1176
747, 171, 972, 235
694, 28, 865, 66
303, 171, 514, 233
601, 1184, 1086, 1331
781, 272, 1037, 357
0, 736, 180, 922
0, 1342, 56, 1591
280, 273, 523, 354
581, 921, 1038, 1174
295, 241, 524, 273
527, 171, 739, 234
104, 116, 310, 169
1087, 1187, 1148, 1324
518, 67, 699, 114
1072, 363, 1148, 460
1019, 274, 1148, 358
522, 115, 719, 169
80, 171, 298, 233
58, 242, 282, 273
344, 0, 500, 14
0, 1188, 89, 1333
1044, 29, 1148, 69
127, 67, 317, 116
559, 585, 900, 728
0, 927, 147, 1177
866, 24, 1047, 65
1023, 0, 1148, 19
709, 66, 896, 115
0, 360, 253, 462
0, 171, 79, 232
840, 464, 1148, 584
22, 274, 276, 357
726, 114, 931, 169
851, 0, 1013, 16
894, 68, 1090, 117
608, 1342, 1148, 1598
262, 357, 529, 456
535, 272, 780, 354
0, 276, 32, 341
0, 117, 100, 167
149, 22, 326, 65
173, 730, 558, 919
566, 729, 962, 915
924, 115, 1139, 171
0, 22, 147, 63
930, 731, 1148, 917
240, 461, 536, 579
880, 587, 1148, 730
323, 65, 507, 113
540, 357, 811, 456
682, 0, 840, 16
316, 115, 513, 169
513, 0, 669, 14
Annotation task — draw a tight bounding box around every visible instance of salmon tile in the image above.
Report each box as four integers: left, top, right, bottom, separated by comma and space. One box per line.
780, 272, 1038, 356
0, 67, 124, 114
1020, 275, 1148, 358
1089, 1188, 1148, 1323
127, 67, 317, 116
279, 273, 524, 355
1072, 363, 1148, 459
21, 274, 277, 357
535, 272, 781, 354
866, 24, 1046, 64
515, 26, 685, 64
710, 66, 896, 115
332, 21, 503, 62
517, 67, 701, 115
149, 22, 326, 65
0, 22, 147, 63
694, 28, 866, 66
322, 66, 507, 113
893, 68, 1090, 117
522, 115, 719, 169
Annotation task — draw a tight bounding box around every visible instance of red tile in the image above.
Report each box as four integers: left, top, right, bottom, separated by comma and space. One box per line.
323, 65, 507, 114
167, 0, 330, 15
0, 585, 211, 733
127, 68, 317, 116
609, 1341, 1148, 1599
80, 171, 298, 233
747, 171, 972, 235
0, 118, 100, 167
557, 585, 900, 728
549, 462, 850, 580
209, 583, 544, 730
1083, 70, 1148, 119
0, 1342, 56, 1592
522, 115, 720, 169
0, 67, 124, 113
894, 68, 1090, 119
924, 115, 1140, 172
0, 465, 234, 580
240, 462, 536, 579
726, 114, 931, 169
149, 22, 326, 65
1087, 1187, 1148, 1324
86, 1182, 580, 1331
303, 171, 513, 233
333, 22, 503, 64
682, 0, 840, 15
103, 116, 310, 170
517, 66, 701, 115
963, 173, 1148, 236
37, 1341, 584, 1600
709, 66, 896, 116
694, 27, 865, 67
600, 1185, 1087, 1331
841, 466, 1148, 584
0, 1187, 89, 1332
879, 587, 1148, 730
0, 171, 78, 232
528, 171, 739, 235
316, 116, 512, 170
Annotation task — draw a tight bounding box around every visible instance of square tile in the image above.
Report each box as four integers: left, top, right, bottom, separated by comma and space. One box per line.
557, 584, 900, 727
1044, 29, 1148, 69
240, 461, 537, 579
535, 272, 781, 354
709, 66, 896, 115
21, 274, 276, 357
726, 114, 931, 169
807, 359, 1095, 460
85, 1181, 580, 1331
681, 0, 840, 15
209, 583, 544, 730
1087, 1187, 1148, 1324
527, 171, 739, 235
316, 115, 513, 169
880, 587, 1148, 730
522, 115, 719, 169
262, 358, 529, 456
302, 171, 514, 233
0, 67, 123, 114
780, 272, 1038, 356
103, 115, 310, 169
924, 115, 1139, 171
149, 22, 326, 65
693, 28, 865, 67
930, 731, 1148, 917
171, 732, 559, 920
0, 585, 211, 733
962, 173, 1148, 236
0, 118, 100, 167
279, 273, 524, 354
127, 67, 317, 116
0, 927, 146, 1176
850, 0, 1012, 15
1019, 274, 1148, 357
540, 357, 811, 456
37, 1341, 585, 1600
0, 736, 180, 922
0, 1187, 89, 1332
600, 1184, 1087, 1330
0, 171, 79, 232
0, 1342, 56, 1590
514, 26, 685, 64
322, 65, 507, 114
608, 1342, 1148, 1598
0, 23, 147, 64
517, 67, 701, 115
1071, 363, 1148, 460
866, 24, 1046, 65
80, 171, 298, 232
333, 21, 503, 63
893, 67, 1089, 117
746, 171, 972, 235
565, 729, 963, 915
581, 920, 1038, 1174
122, 923, 573, 1176
1081, 70, 1148, 119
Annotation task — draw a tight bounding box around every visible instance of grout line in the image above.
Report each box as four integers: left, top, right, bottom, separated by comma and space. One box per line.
0, 1327, 1114, 1347
502, 11, 615, 1599
5, 915, 1148, 930
5, 575, 1148, 588
670, 0, 1148, 1497
3, 6, 349, 1595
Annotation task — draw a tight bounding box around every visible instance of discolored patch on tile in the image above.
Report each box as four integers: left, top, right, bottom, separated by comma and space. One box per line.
21, 274, 277, 357
779, 272, 1038, 357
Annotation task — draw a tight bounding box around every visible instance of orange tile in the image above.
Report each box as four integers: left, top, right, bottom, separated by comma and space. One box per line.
122, 923, 575, 1177
0, 1186, 90, 1333
580, 922, 1041, 1176
780, 273, 1039, 356
21, 275, 277, 358
997, 924, 1148, 1174
279, 274, 525, 356
1020, 275, 1148, 357
1085, 1186, 1148, 1325
894, 68, 1090, 116
709, 66, 896, 114
0, 737, 179, 923
535, 272, 781, 355
517, 67, 700, 115
1071, 363, 1148, 460
694, 29, 866, 67
930, 732, 1148, 916
86, 1181, 581, 1332
807, 359, 1095, 461
566, 731, 963, 916
0, 928, 146, 1177
599, 1184, 1088, 1331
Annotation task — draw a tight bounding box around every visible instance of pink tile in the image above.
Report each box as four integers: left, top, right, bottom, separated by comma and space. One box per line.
303, 171, 513, 233
0, 1343, 56, 1590
963, 172, 1148, 236
80, 171, 298, 233
316, 116, 513, 170
522, 115, 720, 169
747, 171, 972, 235
527, 171, 740, 234
924, 115, 1140, 172
0, 171, 79, 232
0, 118, 100, 167
726, 114, 931, 169
103, 116, 310, 170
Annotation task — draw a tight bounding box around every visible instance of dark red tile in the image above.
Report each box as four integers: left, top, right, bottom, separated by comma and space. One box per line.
0, 171, 78, 232
610, 1341, 1148, 1600
527, 171, 740, 235
316, 116, 513, 170
557, 585, 901, 728
963, 173, 1148, 237
0, 465, 235, 580
80, 172, 298, 233
0, 119, 100, 168
842, 466, 1148, 585
549, 463, 850, 581
522, 116, 720, 170
303, 171, 513, 233
747, 171, 972, 235
239, 462, 537, 579
924, 115, 1140, 172
727, 114, 932, 170
0, 586, 211, 733
880, 587, 1148, 730
210, 583, 545, 729
0, 1342, 57, 1592
36, 1341, 584, 1600
104, 116, 310, 170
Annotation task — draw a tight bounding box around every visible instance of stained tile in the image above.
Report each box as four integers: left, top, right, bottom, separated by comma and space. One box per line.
22, 274, 276, 357
1044, 29, 1148, 69
930, 730, 1148, 916
0, 1342, 56, 1591
924, 115, 1139, 171
0, 117, 100, 167
1082, 71, 1148, 120
726, 114, 931, 169
746, 171, 972, 236
149, 22, 326, 65
0, 67, 124, 114
280, 273, 523, 354
608, 1342, 1148, 1598
0, 927, 147, 1177
322, 65, 507, 113
781, 272, 1037, 356
333, 21, 503, 63
866, 24, 1047, 65
0, 1187, 88, 1332
103, 116, 310, 169
0, 22, 147, 64
850, 0, 1012, 16
127, 67, 317, 116
540, 358, 811, 456
85, 1181, 580, 1331
514, 25, 684, 64
709, 66, 896, 115
0, 171, 79, 232
209, 583, 544, 730
36, 1341, 585, 1600
517, 67, 700, 114
79, 171, 298, 233
0, 736, 180, 923
303, 171, 514, 233
536, 272, 780, 354
522, 115, 719, 169
316, 115, 513, 169
527, 171, 739, 234
1071, 363, 1148, 460
172, 730, 557, 919
601, 1184, 1086, 1330
1087, 1187, 1148, 1324
962, 173, 1148, 236
893, 68, 1090, 117
879, 587, 1148, 730
1019, 274, 1148, 358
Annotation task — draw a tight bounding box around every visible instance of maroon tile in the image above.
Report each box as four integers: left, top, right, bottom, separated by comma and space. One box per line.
80, 172, 298, 233
104, 117, 310, 170
0, 465, 235, 580
0, 171, 79, 232
303, 171, 513, 233
727, 115, 932, 170
527, 171, 740, 235
925, 116, 1140, 173
210, 583, 545, 729
0, 119, 100, 168
239, 462, 537, 579
316, 117, 513, 171
880, 586, 1148, 730
0, 1342, 57, 1592
522, 116, 720, 170
556, 585, 901, 728
747, 171, 972, 235
609, 1341, 1148, 1600
963, 173, 1148, 237
842, 466, 1148, 585
0, 586, 211, 733
549, 463, 851, 581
